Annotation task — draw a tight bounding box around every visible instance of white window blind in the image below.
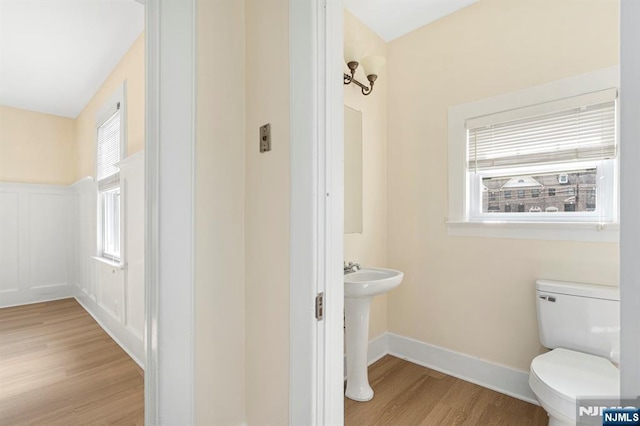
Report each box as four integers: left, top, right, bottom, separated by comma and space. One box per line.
467, 89, 617, 171
97, 105, 121, 189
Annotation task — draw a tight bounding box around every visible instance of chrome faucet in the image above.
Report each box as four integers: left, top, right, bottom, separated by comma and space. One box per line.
344, 261, 361, 274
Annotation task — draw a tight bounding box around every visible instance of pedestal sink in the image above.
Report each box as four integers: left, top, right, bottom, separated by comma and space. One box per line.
344, 267, 404, 401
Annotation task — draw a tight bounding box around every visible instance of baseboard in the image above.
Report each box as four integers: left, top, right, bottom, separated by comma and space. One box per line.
386, 333, 538, 405
367, 333, 389, 365
342, 332, 537, 405
343, 333, 389, 380
0, 286, 74, 309
74, 291, 145, 369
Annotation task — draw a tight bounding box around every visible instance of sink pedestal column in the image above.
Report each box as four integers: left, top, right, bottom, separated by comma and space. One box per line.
345, 296, 374, 401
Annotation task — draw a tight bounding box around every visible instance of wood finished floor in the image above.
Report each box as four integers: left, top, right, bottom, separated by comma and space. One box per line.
345, 355, 548, 426
0, 298, 144, 425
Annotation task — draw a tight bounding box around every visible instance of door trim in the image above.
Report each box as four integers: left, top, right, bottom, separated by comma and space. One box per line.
289, 0, 344, 424
145, 0, 196, 424
620, 0, 640, 398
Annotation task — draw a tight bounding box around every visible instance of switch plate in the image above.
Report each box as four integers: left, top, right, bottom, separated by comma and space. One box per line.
315, 292, 324, 321
260, 123, 271, 152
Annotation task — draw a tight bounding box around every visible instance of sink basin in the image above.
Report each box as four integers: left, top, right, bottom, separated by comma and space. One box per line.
344, 267, 404, 298
344, 266, 404, 402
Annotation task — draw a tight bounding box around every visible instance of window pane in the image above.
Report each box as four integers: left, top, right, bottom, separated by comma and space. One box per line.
481, 168, 597, 214
102, 188, 121, 260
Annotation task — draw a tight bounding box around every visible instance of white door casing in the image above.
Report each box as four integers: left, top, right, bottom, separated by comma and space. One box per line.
290, 0, 344, 425
145, 0, 196, 424
620, 0, 640, 399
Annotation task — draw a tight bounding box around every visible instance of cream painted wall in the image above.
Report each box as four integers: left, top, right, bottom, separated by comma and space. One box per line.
0, 106, 76, 185
344, 11, 389, 340
74, 33, 144, 181
386, 0, 619, 372
244, 0, 290, 423
194, 1, 246, 424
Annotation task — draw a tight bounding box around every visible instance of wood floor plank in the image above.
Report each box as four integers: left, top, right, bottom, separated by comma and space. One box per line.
346, 359, 431, 425
0, 298, 144, 425
346, 355, 548, 426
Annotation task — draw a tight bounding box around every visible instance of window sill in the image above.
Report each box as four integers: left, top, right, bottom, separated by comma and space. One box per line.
92, 256, 127, 269
446, 221, 619, 242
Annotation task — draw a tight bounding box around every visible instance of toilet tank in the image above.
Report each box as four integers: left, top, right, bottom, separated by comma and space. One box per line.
536, 279, 620, 362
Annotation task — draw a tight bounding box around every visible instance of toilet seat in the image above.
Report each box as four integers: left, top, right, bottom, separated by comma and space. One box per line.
529, 348, 619, 422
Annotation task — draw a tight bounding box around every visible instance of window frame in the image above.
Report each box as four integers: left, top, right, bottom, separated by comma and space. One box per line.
447, 67, 619, 242
96, 82, 127, 264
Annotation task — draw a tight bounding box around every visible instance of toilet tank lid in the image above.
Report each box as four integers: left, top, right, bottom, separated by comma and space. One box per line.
536, 279, 619, 301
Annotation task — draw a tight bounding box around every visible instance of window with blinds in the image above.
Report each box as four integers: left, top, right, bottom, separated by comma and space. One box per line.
467, 89, 617, 172
465, 88, 618, 221
97, 100, 123, 261
97, 104, 121, 190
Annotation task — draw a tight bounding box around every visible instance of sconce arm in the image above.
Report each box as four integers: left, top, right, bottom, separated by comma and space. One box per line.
343, 73, 374, 95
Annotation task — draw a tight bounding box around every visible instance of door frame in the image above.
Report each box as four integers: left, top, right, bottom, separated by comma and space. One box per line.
620, 0, 640, 398
290, 0, 344, 424
145, 0, 344, 423
145, 0, 196, 424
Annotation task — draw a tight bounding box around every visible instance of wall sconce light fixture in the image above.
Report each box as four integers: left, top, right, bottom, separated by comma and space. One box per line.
343, 41, 385, 96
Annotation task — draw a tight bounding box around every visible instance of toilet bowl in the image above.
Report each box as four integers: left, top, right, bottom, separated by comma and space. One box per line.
529, 280, 620, 426
529, 348, 619, 426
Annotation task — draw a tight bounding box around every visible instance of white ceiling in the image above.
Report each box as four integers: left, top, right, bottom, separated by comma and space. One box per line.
0, 0, 144, 118
344, 0, 478, 42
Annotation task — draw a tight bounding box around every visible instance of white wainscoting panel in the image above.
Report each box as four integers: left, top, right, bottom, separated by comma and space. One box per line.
28, 193, 70, 289
72, 177, 97, 299
0, 191, 19, 294
71, 153, 145, 367
97, 261, 126, 321
119, 152, 145, 340
0, 183, 74, 308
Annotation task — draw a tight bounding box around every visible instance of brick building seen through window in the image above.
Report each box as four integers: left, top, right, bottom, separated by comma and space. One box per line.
482, 169, 597, 213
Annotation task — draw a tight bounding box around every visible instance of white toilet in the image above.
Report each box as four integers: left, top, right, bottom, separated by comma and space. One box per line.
529, 279, 620, 426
